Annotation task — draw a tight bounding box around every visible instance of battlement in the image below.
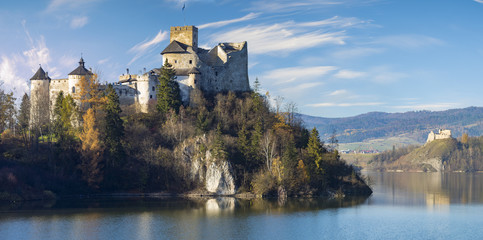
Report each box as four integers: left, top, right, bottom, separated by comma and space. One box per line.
170, 26, 198, 50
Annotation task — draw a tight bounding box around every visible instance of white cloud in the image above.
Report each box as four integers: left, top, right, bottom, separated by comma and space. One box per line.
370, 66, 407, 84
334, 69, 366, 79
46, 0, 103, 12
328, 89, 348, 96
208, 23, 346, 55
128, 30, 168, 65
298, 16, 373, 28
331, 47, 383, 59
247, 0, 344, 13
70, 16, 88, 29
393, 103, 459, 111
280, 82, 323, 94
98, 57, 110, 65
199, 13, 260, 29
22, 35, 52, 73
263, 66, 337, 84
306, 102, 383, 107
374, 34, 444, 49
475, 0, 483, 3
0, 56, 29, 97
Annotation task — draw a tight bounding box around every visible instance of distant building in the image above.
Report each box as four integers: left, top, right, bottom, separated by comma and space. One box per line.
426, 129, 452, 143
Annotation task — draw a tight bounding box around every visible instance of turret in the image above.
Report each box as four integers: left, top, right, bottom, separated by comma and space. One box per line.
68, 57, 92, 103
170, 26, 198, 50
30, 66, 51, 127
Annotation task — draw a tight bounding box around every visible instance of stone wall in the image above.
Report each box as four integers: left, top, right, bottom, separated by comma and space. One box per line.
170, 26, 198, 50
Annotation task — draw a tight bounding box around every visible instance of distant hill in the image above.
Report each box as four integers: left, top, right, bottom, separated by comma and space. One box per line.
368, 137, 483, 172
300, 107, 483, 144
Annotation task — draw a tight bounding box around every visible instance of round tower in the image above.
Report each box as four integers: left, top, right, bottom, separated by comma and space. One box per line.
68, 57, 93, 106
30, 66, 51, 127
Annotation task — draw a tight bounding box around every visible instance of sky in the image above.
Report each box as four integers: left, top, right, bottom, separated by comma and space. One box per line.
1, 0, 483, 118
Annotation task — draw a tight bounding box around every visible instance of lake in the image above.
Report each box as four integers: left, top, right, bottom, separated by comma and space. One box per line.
1, 172, 482, 239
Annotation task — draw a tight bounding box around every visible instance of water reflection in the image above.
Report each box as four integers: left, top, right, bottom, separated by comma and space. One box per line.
366, 172, 483, 206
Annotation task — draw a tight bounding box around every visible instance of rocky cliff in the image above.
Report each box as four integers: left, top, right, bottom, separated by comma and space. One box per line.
176, 135, 236, 195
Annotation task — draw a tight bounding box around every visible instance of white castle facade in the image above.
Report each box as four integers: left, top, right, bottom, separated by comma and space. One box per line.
29, 25, 250, 125
426, 129, 452, 143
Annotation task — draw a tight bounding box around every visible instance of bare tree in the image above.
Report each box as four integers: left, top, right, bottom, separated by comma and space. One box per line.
274, 96, 284, 114
284, 101, 298, 126
260, 131, 277, 172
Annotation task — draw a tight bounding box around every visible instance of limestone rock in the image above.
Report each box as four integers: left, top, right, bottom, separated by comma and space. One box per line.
177, 135, 236, 195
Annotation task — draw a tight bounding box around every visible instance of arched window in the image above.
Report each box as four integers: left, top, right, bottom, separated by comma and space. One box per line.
72, 86, 75, 93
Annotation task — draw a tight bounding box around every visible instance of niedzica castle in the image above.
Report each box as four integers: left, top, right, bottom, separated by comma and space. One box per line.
29, 25, 250, 125
426, 129, 452, 143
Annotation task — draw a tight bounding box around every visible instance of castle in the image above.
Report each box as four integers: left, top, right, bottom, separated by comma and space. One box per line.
29, 25, 250, 125
426, 129, 452, 143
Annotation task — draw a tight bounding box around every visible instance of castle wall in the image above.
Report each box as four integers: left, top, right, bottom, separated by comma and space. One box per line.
197, 42, 250, 93
49, 79, 69, 107
163, 52, 199, 69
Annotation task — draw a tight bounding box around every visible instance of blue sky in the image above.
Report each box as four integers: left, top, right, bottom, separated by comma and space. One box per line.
1, 0, 483, 118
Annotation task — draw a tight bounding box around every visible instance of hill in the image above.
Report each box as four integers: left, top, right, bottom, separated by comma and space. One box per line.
300, 107, 483, 148
368, 137, 483, 172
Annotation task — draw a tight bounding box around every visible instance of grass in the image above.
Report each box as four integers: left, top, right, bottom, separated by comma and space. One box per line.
338, 136, 421, 152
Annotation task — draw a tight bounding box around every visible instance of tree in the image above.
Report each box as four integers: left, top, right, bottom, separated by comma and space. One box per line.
53, 91, 77, 146
156, 60, 181, 115
78, 108, 104, 189
461, 133, 469, 146
17, 93, 31, 145
307, 127, 325, 172
103, 84, 125, 170
212, 123, 227, 159
260, 131, 277, 172
77, 74, 103, 112
0, 85, 16, 134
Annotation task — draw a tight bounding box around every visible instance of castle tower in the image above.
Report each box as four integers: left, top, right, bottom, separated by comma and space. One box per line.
170, 26, 198, 50
30, 66, 51, 127
68, 57, 93, 107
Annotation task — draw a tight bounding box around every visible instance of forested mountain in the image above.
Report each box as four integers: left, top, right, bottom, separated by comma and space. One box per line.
301, 107, 483, 143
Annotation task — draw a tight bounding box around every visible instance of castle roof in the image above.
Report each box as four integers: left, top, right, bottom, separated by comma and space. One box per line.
161, 40, 188, 54
68, 57, 93, 76
30, 66, 51, 81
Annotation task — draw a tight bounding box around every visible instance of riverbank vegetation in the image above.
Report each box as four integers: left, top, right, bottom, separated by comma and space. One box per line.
0, 63, 371, 201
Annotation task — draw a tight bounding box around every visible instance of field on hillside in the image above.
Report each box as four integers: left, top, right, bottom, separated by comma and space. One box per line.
338, 136, 421, 152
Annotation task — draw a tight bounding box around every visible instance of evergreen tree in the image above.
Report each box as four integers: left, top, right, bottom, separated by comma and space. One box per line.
53, 91, 77, 145
17, 93, 30, 144
156, 60, 181, 115
103, 84, 125, 169
307, 127, 325, 172
213, 123, 227, 159
0, 87, 16, 134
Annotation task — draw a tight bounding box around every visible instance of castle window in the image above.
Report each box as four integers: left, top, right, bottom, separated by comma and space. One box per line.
215, 72, 218, 76
189, 60, 192, 64
150, 95, 153, 99
72, 86, 75, 93
175, 60, 177, 64
152, 86, 155, 91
